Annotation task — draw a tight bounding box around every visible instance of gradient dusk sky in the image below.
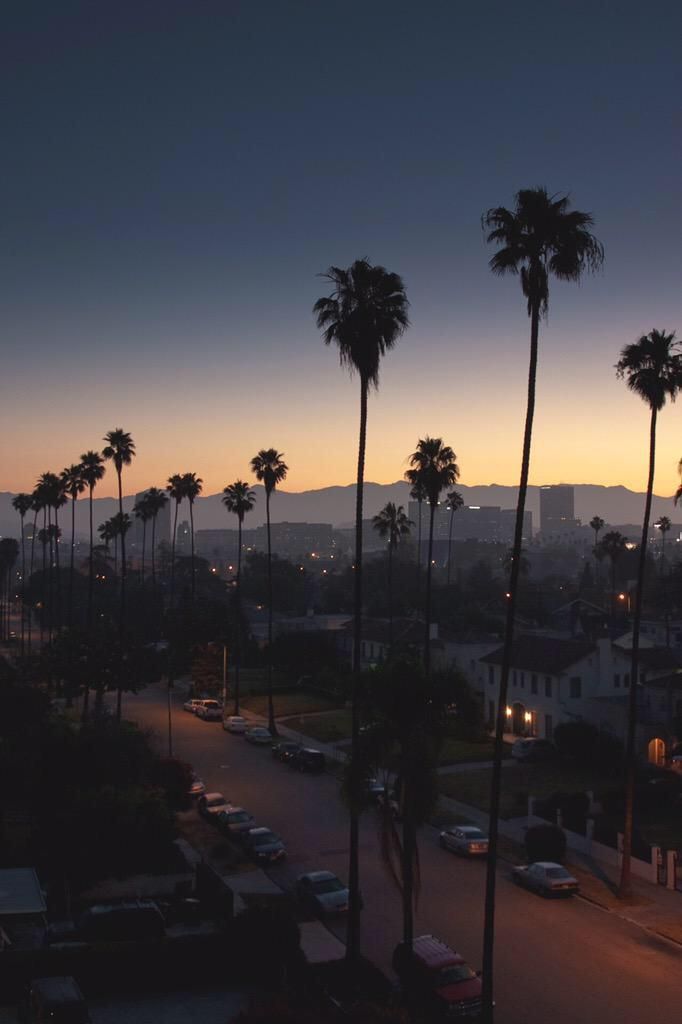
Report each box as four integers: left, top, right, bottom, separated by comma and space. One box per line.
3, 1, 680, 499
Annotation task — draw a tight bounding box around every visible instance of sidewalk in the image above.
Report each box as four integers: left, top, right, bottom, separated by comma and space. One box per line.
250, 704, 682, 950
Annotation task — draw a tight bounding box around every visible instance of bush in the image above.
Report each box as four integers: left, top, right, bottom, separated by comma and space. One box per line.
525, 823, 566, 863
535, 790, 589, 833
553, 720, 623, 777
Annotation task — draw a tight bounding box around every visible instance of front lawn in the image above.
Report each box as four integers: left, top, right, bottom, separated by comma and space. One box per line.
437, 738, 501, 765
282, 709, 352, 744
240, 691, 342, 719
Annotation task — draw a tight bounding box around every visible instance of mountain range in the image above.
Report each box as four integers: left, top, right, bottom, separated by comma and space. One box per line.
0, 483, 679, 539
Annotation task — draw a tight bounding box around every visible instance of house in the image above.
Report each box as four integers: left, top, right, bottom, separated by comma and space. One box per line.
336, 617, 460, 671
0, 868, 47, 951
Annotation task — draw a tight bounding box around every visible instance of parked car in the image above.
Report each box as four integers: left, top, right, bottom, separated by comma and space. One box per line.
223, 715, 247, 733
392, 934, 483, 1019
216, 806, 256, 838
188, 774, 206, 798
296, 871, 349, 916
289, 747, 326, 773
183, 698, 204, 713
512, 861, 579, 897
245, 726, 273, 745
78, 900, 166, 941
440, 825, 489, 857
196, 700, 223, 721
19, 976, 91, 1024
197, 792, 231, 821
272, 741, 302, 762
243, 827, 286, 863
511, 738, 557, 762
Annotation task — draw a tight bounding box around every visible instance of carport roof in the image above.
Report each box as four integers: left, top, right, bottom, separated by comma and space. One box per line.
0, 868, 46, 916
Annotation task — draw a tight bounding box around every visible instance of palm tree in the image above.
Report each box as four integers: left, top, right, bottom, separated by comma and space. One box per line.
407, 438, 459, 676
589, 515, 606, 583
0, 538, 19, 642
407, 479, 427, 580
80, 451, 106, 628
446, 489, 464, 585
11, 493, 32, 656
480, 187, 603, 1020
182, 472, 203, 601
655, 515, 672, 648
372, 503, 412, 648
145, 487, 168, 587
167, 474, 186, 606
222, 480, 257, 714
250, 450, 288, 735
61, 463, 86, 627
97, 518, 116, 557
615, 329, 682, 899
103, 429, 136, 718
133, 493, 153, 584
314, 257, 409, 966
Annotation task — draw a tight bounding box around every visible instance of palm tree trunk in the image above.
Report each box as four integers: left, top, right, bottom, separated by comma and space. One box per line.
54, 505, 62, 631
661, 534, 670, 647
68, 496, 76, 628
416, 501, 422, 579
87, 488, 95, 628
234, 517, 242, 716
116, 467, 125, 721
387, 541, 393, 650
29, 508, 38, 655
170, 500, 179, 605
266, 490, 278, 736
481, 299, 540, 1023
347, 376, 368, 969
189, 501, 195, 602
19, 515, 26, 659
424, 502, 436, 676
447, 506, 455, 585
141, 518, 147, 585
619, 407, 657, 899
151, 513, 157, 586
611, 560, 617, 624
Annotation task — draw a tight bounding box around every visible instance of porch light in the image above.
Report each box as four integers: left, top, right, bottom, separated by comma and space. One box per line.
505, 706, 512, 718
524, 711, 532, 724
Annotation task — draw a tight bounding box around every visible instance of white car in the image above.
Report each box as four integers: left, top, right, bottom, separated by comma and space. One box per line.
197, 792, 231, 821
512, 861, 579, 897
196, 700, 223, 721
296, 871, 349, 916
183, 698, 204, 713
440, 825, 489, 857
245, 726, 273, 745
223, 715, 247, 733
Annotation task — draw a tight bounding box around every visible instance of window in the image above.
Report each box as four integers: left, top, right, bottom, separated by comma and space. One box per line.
531, 674, 537, 694
569, 677, 582, 699
614, 673, 620, 688
545, 676, 552, 698
545, 714, 553, 740
624, 673, 630, 688
512, 670, 517, 687
519, 672, 525, 689
488, 665, 495, 686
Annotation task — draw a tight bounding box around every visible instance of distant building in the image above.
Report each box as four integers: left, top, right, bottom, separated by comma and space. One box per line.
252, 522, 335, 560
407, 503, 532, 545
539, 485, 580, 535
176, 519, 191, 555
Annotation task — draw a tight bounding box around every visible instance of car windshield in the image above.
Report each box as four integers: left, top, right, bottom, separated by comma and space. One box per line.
546, 867, 571, 879
463, 829, 486, 840
253, 830, 278, 845
204, 701, 220, 708
207, 796, 225, 807
437, 964, 476, 986
227, 811, 250, 823
311, 878, 345, 894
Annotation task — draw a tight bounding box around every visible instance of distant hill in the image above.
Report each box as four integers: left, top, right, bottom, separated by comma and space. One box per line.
0, 482, 679, 539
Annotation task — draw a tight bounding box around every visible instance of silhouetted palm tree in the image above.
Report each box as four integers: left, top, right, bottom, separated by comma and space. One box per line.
314, 257, 409, 965
167, 473, 186, 606
407, 438, 459, 675
11, 493, 32, 656
407, 479, 427, 580
480, 187, 603, 1021
80, 451, 106, 628
589, 515, 606, 583
182, 472, 203, 601
597, 528, 629, 617
372, 503, 412, 648
145, 487, 168, 586
250, 449, 288, 735
103, 429, 136, 718
655, 515, 672, 649
222, 480, 257, 714
616, 328, 682, 899
0, 538, 19, 642
133, 493, 153, 584
446, 489, 464, 585
61, 463, 86, 627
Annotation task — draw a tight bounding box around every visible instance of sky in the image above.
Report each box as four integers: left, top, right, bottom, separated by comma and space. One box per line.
2, 1, 681, 499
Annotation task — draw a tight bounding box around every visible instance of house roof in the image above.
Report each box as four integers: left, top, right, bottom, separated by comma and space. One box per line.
481, 635, 596, 675
642, 671, 682, 691
0, 869, 46, 916
634, 648, 682, 671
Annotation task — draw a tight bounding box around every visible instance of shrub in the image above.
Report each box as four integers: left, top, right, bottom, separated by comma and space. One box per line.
525, 823, 566, 863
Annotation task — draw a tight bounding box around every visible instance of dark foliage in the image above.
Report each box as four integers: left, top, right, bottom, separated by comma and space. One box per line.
525, 823, 567, 864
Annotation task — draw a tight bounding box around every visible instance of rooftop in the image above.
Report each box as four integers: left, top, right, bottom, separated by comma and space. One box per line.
481, 635, 596, 674
0, 868, 46, 916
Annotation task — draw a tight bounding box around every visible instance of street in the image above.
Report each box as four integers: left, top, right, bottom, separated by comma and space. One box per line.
125, 686, 682, 1024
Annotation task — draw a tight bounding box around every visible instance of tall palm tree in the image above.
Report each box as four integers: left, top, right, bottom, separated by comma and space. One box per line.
615, 328, 682, 899
167, 474, 186, 606
61, 463, 86, 627
655, 515, 672, 648
250, 450, 288, 735
655, 516, 671, 576
11, 493, 32, 656
145, 487, 168, 587
372, 503, 412, 648
406, 438, 459, 675
314, 257, 409, 966
407, 479, 428, 580
446, 489, 464, 585
133, 493, 153, 584
480, 187, 603, 1021
182, 472, 203, 601
589, 515, 606, 583
0, 538, 19, 642
80, 451, 106, 628
222, 480, 257, 715
102, 429, 136, 719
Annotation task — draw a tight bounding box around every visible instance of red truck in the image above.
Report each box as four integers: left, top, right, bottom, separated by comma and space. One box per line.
392, 933, 483, 1018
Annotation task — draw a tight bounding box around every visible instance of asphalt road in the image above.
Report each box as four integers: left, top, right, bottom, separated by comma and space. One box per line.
124, 686, 682, 1024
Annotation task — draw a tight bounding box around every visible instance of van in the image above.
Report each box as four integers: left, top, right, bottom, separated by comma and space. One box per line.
21, 976, 91, 1023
